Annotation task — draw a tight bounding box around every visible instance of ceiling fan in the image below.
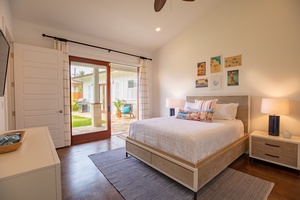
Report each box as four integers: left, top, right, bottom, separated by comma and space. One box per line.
154, 0, 195, 12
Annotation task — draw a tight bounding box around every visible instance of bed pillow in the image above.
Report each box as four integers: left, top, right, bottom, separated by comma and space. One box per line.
183, 101, 200, 110
195, 99, 218, 111
177, 109, 214, 123
213, 103, 239, 120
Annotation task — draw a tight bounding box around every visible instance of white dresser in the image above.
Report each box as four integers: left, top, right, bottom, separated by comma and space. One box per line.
0, 126, 62, 200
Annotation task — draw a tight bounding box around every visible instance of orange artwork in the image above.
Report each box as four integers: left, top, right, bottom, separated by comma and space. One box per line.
197, 62, 206, 76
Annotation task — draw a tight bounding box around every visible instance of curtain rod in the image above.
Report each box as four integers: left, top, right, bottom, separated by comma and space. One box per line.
42, 33, 152, 61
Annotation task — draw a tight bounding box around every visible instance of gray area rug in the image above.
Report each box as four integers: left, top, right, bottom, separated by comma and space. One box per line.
89, 148, 274, 200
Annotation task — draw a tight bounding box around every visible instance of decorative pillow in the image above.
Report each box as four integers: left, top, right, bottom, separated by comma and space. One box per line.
195, 99, 218, 111
122, 106, 130, 113
177, 109, 214, 123
213, 103, 239, 120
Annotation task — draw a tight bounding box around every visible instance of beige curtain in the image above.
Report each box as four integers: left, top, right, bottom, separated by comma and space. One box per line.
138, 59, 150, 119
54, 40, 71, 146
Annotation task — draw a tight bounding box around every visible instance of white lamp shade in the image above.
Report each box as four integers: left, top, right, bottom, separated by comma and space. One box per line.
166, 98, 185, 109
261, 98, 289, 115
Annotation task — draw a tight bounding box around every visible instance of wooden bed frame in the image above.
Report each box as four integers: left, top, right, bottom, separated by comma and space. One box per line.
125, 95, 250, 199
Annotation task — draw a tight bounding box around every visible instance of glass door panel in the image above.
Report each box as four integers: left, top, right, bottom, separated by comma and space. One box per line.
70, 56, 111, 144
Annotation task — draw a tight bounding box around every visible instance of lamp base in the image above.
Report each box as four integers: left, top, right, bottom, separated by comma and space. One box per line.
269, 115, 280, 136
170, 108, 175, 116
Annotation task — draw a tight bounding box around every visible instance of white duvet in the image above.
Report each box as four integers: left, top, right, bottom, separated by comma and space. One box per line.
129, 117, 244, 163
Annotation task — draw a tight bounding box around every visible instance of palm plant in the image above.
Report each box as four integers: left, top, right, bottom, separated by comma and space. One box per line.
113, 98, 126, 118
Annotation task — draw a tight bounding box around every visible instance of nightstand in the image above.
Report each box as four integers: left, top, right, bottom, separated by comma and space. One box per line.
250, 131, 300, 172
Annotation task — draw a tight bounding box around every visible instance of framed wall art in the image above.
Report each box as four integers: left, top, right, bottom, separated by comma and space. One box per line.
195, 78, 208, 88
227, 70, 239, 86
210, 75, 222, 90
224, 55, 242, 68
197, 61, 206, 76
210, 55, 222, 73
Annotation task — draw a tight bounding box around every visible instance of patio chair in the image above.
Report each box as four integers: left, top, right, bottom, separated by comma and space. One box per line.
122, 104, 134, 118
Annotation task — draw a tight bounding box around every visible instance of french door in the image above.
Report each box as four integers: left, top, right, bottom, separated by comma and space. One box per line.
69, 56, 111, 144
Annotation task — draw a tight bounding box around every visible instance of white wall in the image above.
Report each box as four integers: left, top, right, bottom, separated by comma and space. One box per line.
152, 0, 300, 135
0, 0, 14, 131
0, 0, 13, 34
9, 18, 153, 123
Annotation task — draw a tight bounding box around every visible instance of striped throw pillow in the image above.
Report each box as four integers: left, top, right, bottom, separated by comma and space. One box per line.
195, 99, 218, 111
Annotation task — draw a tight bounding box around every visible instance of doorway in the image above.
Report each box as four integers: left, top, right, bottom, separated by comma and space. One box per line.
110, 64, 138, 135
69, 56, 111, 144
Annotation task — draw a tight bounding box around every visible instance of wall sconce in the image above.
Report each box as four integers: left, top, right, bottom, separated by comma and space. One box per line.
166, 98, 185, 116
261, 98, 289, 136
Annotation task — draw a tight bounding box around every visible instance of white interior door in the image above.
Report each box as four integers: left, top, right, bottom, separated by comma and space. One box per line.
14, 43, 65, 148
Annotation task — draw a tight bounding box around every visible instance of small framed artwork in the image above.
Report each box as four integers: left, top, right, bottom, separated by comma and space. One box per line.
227, 70, 239, 86
225, 55, 242, 68
210, 55, 222, 73
196, 78, 208, 88
197, 61, 206, 76
210, 75, 222, 90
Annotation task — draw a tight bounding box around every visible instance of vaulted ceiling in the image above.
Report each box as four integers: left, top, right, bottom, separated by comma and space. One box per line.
9, 0, 221, 53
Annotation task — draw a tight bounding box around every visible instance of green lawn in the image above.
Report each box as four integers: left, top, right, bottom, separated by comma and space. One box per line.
72, 115, 106, 127
72, 115, 92, 127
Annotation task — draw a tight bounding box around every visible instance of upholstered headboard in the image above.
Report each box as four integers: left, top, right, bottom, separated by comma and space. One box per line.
186, 95, 250, 133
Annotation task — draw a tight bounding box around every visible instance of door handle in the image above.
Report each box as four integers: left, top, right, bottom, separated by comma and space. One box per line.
59, 110, 63, 113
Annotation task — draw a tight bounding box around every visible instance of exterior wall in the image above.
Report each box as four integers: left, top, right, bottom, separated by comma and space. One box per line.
111, 71, 137, 116
72, 70, 138, 116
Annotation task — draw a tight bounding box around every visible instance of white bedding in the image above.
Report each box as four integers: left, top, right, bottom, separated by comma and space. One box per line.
129, 117, 244, 163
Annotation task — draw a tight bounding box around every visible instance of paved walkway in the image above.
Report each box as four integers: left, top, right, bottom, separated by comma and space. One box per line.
72, 111, 136, 135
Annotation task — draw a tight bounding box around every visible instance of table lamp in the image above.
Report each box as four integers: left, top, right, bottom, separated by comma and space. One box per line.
261, 98, 289, 136
166, 98, 185, 116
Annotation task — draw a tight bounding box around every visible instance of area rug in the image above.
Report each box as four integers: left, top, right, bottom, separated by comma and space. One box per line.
89, 148, 274, 200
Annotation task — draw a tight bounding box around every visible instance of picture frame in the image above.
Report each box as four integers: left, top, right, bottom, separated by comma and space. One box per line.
210, 75, 222, 90
227, 70, 239, 86
197, 61, 206, 76
224, 55, 242, 68
195, 78, 208, 88
210, 55, 222, 73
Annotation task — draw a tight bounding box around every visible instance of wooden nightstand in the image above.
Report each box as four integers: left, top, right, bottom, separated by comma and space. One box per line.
250, 131, 300, 172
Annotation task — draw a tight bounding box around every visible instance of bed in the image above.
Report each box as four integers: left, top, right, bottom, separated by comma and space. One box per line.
125, 95, 250, 199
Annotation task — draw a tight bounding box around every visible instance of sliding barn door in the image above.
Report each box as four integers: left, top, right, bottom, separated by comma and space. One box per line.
14, 43, 65, 148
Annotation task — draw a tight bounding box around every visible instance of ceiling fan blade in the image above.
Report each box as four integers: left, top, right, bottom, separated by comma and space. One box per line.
154, 0, 167, 12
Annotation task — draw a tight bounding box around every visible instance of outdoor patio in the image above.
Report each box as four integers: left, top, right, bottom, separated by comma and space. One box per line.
72, 111, 136, 136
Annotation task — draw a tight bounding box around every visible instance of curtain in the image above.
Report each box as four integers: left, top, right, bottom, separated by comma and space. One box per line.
138, 59, 150, 119
54, 40, 71, 146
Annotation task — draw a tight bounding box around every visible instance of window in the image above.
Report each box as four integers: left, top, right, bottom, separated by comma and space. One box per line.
128, 80, 136, 88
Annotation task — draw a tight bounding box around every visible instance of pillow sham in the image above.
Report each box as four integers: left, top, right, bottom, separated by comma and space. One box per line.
183, 101, 199, 110
195, 99, 218, 111
213, 103, 239, 120
177, 109, 214, 123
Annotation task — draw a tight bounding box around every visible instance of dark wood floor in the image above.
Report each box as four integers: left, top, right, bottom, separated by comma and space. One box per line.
57, 136, 300, 200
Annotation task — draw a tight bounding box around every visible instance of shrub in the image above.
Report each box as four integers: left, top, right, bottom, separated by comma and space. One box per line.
72, 101, 78, 111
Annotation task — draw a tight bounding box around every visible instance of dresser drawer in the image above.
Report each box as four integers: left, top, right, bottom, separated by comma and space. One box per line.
251, 137, 298, 167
